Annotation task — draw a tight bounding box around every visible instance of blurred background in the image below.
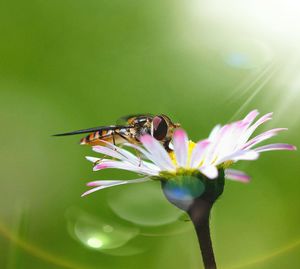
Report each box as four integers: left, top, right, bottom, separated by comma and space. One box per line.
0, 0, 299, 268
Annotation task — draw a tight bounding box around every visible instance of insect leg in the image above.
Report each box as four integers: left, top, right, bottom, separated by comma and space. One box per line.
163, 139, 173, 152
94, 131, 116, 165
114, 131, 142, 167
112, 130, 116, 146
136, 149, 142, 167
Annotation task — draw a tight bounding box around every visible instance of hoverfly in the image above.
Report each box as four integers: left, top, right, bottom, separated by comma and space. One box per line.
54, 114, 180, 151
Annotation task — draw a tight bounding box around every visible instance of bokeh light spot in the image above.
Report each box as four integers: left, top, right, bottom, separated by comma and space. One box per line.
87, 237, 103, 249
222, 39, 273, 69
66, 208, 141, 255
107, 181, 184, 227
103, 225, 114, 233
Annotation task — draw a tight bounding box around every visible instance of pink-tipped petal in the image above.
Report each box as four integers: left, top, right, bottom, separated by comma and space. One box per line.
238, 113, 273, 146
93, 160, 158, 176
190, 139, 210, 168
81, 182, 127, 196
253, 112, 273, 128
243, 128, 288, 149
140, 135, 175, 171
242, 112, 273, 142
199, 166, 218, 179
254, 143, 297, 153
87, 177, 150, 187
225, 169, 251, 183
173, 129, 189, 167
82, 177, 150, 197
242, 109, 259, 125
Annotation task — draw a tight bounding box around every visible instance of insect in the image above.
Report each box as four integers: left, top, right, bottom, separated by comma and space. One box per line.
53, 114, 180, 151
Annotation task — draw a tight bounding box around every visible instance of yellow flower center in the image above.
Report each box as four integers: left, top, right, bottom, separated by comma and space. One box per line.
158, 140, 229, 181
222, 160, 234, 169
169, 140, 196, 167
168, 140, 233, 170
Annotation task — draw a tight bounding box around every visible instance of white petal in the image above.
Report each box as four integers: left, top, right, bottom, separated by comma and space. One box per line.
199, 166, 218, 179
87, 180, 125, 186
173, 129, 189, 167
225, 169, 250, 183
208, 124, 221, 140
140, 135, 175, 171
216, 150, 259, 164
94, 141, 141, 165
204, 125, 231, 165
93, 145, 130, 162
93, 160, 158, 176
123, 142, 166, 171
190, 139, 210, 168
123, 143, 163, 165
86, 156, 100, 163
141, 161, 161, 171
216, 121, 248, 158
230, 150, 259, 161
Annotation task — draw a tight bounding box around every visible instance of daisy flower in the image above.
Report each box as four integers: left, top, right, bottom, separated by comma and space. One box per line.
82, 109, 296, 197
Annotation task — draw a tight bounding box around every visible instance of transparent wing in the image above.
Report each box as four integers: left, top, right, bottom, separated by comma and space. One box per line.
53, 125, 130, 136
116, 113, 154, 125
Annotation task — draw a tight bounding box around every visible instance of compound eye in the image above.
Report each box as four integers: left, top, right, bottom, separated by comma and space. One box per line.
152, 116, 168, 140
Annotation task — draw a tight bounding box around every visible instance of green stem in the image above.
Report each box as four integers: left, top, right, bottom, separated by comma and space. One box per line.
161, 172, 224, 269
187, 199, 216, 269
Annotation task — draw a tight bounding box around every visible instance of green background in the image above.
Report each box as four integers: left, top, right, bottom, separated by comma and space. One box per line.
0, 1, 299, 268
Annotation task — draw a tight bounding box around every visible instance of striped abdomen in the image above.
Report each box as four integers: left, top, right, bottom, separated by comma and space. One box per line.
80, 128, 131, 146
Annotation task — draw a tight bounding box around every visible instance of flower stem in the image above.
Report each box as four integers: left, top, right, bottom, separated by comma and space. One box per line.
187, 199, 216, 269
160, 173, 224, 269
